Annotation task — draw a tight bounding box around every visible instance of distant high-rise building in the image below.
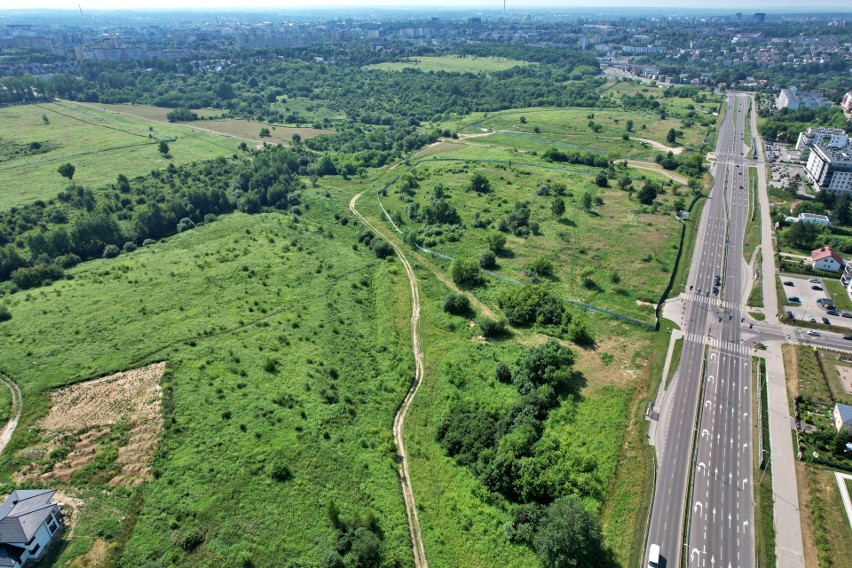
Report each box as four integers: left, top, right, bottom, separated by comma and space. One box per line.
735, 12, 742, 20
753, 12, 766, 23
468, 17, 482, 26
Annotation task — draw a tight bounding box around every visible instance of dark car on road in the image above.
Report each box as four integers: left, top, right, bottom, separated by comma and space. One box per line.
783, 281, 794, 286
787, 311, 795, 320
828, 309, 840, 316
822, 317, 831, 325
787, 297, 801, 304
844, 335, 852, 340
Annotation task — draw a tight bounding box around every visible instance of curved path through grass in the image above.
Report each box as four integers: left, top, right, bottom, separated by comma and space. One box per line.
349, 190, 428, 568
0, 374, 22, 457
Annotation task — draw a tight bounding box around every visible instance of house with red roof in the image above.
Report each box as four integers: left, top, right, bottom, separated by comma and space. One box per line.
810, 246, 844, 272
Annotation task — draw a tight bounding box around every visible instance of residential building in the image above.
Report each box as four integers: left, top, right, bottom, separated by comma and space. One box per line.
843, 91, 852, 116
805, 144, 852, 194
795, 128, 849, 152
776, 86, 832, 111
810, 246, 844, 272
777, 87, 799, 110
0, 490, 62, 568
833, 402, 852, 435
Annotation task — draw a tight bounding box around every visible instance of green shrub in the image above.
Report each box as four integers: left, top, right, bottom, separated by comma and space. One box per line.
479, 250, 497, 269
442, 293, 471, 316
11, 263, 64, 289
0, 306, 11, 322
477, 316, 507, 337
102, 244, 120, 258
451, 258, 482, 287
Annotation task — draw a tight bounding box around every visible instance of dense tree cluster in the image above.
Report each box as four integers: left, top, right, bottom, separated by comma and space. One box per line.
0, 145, 310, 290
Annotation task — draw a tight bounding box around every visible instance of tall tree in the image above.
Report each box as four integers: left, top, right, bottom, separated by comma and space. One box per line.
551, 197, 566, 219
532, 495, 608, 568
834, 193, 852, 226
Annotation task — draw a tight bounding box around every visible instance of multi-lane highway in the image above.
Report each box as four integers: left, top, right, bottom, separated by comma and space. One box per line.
646, 93, 755, 568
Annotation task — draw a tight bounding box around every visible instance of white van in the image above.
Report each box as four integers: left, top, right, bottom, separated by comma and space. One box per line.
648, 544, 661, 568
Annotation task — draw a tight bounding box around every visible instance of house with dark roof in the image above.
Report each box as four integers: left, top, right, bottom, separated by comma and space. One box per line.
0, 490, 61, 568
834, 403, 852, 436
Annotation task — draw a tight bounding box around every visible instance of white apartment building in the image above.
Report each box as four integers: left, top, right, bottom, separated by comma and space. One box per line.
795, 128, 849, 152
805, 144, 852, 194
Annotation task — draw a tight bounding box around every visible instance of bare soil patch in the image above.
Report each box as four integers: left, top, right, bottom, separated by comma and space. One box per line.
15, 363, 165, 487
69, 538, 109, 568
413, 141, 465, 159
835, 365, 852, 395
633, 137, 683, 155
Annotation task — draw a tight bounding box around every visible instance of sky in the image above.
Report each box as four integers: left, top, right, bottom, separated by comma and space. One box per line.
1, 0, 849, 11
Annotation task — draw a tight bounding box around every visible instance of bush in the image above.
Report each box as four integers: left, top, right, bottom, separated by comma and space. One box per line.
527, 257, 553, 277
451, 258, 482, 287
498, 285, 568, 327
142, 239, 156, 247
11, 263, 64, 289
122, 241, 137, 253
442, 293, 471, 316
267, 460, 293, 482
532, 495, 608, 568
0, 306, 11, 322
54, 253, 81, 269
177, 217, 196, 232
479, 250, 497, 269
495, 361, 512, 383
477, 317, 508, 337
486, 232, 507, 253
102, 244, 120, 258
370, 240, 394, 259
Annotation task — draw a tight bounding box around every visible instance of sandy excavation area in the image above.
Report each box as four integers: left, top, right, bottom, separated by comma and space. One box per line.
16, 362, 166, 487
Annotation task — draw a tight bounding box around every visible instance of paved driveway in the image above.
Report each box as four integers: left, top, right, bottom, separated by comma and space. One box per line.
779, 274, 852, 328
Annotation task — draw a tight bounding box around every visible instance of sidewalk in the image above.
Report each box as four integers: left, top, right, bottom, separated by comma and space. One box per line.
753, 100, 806, 568
648, 323, 684, 463
760, 343, 805, 568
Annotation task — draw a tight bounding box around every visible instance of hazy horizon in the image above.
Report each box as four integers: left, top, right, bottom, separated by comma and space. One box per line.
1, 0, 850, 14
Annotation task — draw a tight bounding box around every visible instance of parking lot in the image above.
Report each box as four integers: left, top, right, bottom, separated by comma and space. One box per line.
780, 274, 852, 329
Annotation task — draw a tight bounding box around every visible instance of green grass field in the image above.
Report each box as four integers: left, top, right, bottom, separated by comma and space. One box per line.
443, 107, 710, 159
0, 102, 239, 210
744, 167, 762, 264
378, 148, 685, 322
366, 55, 534, 74
0, 191, 417, 566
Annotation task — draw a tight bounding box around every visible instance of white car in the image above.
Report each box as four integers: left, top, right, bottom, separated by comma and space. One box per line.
807, 330, 821, 337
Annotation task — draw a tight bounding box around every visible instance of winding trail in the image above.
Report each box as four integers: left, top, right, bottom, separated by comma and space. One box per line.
349, 191, 428, 568
0, 374, 22, 457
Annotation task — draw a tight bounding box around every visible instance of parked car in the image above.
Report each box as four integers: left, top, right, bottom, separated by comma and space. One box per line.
808, 278, 821, 283
811, 285, 823, 291
822, 317, 830, 325
827, 309, 840, 316
787, 297, 801, 304
843, 335, 852, 340
783, 281, 794, 286
808, 330, 821, 337
843, 312, 852, 319
808, 316, 817, 323
786, 311, 795, 319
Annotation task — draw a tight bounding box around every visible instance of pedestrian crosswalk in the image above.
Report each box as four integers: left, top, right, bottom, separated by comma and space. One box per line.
685, 292, 738, 310
684, 333, 754, 356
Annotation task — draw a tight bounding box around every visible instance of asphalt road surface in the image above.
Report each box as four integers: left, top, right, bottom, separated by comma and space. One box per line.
645, 93, 755, 568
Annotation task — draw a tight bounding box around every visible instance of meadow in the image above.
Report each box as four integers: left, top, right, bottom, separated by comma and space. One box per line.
78, 101, 332, 144
366, 55, 534, 74
377, 146, 686, 322
0, 102, 237, 210
0, 191, 417, 566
